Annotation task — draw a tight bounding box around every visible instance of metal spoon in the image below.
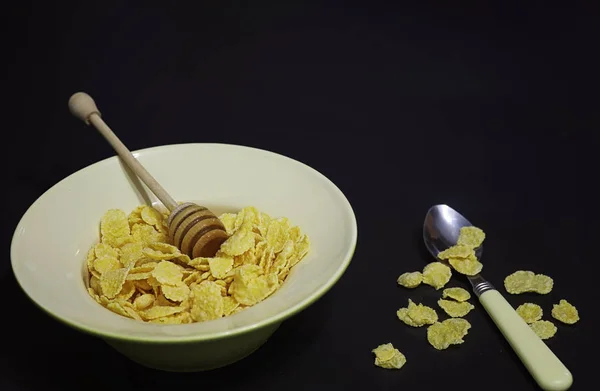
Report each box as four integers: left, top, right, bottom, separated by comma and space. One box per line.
423, 204, 573, 391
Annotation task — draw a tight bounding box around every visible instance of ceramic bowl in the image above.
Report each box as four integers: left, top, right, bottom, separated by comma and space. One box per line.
11, 143, 357, 372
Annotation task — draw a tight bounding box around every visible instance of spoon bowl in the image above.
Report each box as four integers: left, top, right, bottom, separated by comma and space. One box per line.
423, 204, 573, 391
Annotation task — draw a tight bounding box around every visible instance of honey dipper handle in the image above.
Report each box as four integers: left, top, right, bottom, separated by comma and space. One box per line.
68, 92, 178, 211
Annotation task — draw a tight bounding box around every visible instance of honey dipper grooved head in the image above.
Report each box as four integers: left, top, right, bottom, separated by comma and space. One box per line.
167, 203, 229, 258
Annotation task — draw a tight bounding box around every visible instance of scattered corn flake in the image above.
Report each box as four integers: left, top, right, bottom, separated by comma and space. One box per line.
126, 272, 152, 281
438, 244, 474, 260
128, 206, 145, 226
503, 270, 535, 294
397, 272, 423, 288
100, 267, 129, 299
89, 276, 102, 295
442, 287, 471, 302
427, 318, 471, 350
162, 284, 191, 302
134, 280, 153, 292
516, 303, 543, 324
530, 320, 557, 340
396, 308, 419, 327
100, 209, 131, 247
397, 299, 438, 327
551, 299, 579, 325
456, 226, 486, 248
152, 260, 184, 286
190, 281, 224, 322
504, 271, 553, 294
448, 254, 483, 276
437, 299, 475, 318
208, 257, 234, 279
422, 262, 452, 290
294, 234, 310, 261
372, 343, 407, 370
531, 274, 554, 295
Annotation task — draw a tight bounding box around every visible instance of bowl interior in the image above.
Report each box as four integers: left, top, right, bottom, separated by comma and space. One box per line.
11, 143, 357, 342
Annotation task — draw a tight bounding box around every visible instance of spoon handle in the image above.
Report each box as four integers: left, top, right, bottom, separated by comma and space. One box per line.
477, 289, 573, 391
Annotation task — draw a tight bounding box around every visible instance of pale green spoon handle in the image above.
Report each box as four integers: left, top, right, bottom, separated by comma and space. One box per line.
479, 289, 573, 391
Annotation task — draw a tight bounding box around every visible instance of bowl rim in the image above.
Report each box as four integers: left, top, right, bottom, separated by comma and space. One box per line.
11, 142, 358, 343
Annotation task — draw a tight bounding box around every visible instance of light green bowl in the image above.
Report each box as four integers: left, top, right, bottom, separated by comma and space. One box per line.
11, 143, 357, 372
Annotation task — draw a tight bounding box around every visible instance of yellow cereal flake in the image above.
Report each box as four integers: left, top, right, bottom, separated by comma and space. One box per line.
190, 281, 224, 322
152, 261, 184, 286
162, 284, 191, 302
219, 223, 255, 256
442, 287, 471, 302
93, 256, 121, 274
117, 281, 136, 301
396, 308, 419, 327
223, 296, 240, 316
530, 320, 557, 340
94, 242, 119, 259
397, 299, 438, 327
437, 244, 474, 260
504, 271, 553, 294
422, 262, 452, 290
131, 223, 167, 246
551, 299, 579, 324
448, 254, 483, 276
208, 257, 234, 279
437, 299, 474, 318
294, 234, 310, 261
266, 218, 290, 253
531, 274, 554, 294
139, 305, 186, 321
140, 205, 163, 227
218, 213, 237, 235
133, 293, 155, 310
516, 303, 543, 324
119, 242, 144, 268
128, 206, 145, 226
427, 318, 471, 350
100, 209, 131, 247
99, 267, 129, 299
457, 226, 486, 248
397, 272, 423, 288
503, 270, 535, 294
232, 265, 279, 306
372, 343, 407, 370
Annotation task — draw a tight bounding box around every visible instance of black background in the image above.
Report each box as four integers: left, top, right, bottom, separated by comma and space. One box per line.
3, 2, 596, 390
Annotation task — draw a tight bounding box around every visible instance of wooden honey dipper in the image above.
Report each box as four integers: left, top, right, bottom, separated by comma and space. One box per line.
68, 92, 229, 258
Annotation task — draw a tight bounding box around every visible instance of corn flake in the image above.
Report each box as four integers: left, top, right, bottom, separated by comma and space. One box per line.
448, 254, 483, 276
232, 264, 279, 306
442, 287, 471, 302
190, 281, 224, 322
503, 270, 535, 294
551, 299, 579, 324
437, 299, 474, 318
397, 299, 438, 327
162, 284, 191, 302
152, 261, 184, 286
218, 213, 237, 235
397, 272, 423, 288
133, 294, 155, 310
372, 343, 407, 370
427, 318, 471, 350
516, 303, 543, 324
93, 256, 121, 274
100, 267, 129, 299
100, 209, 131, 247
220, 223, 255, 256
438, 244, 474, 260
530, 320, 557, 340
139, 305, 186, 321
208, 257, 234, 279
531, 274, 554, 294
422, 262, 452, 290
457, 226, 486, 248
140, 205, 163, 227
